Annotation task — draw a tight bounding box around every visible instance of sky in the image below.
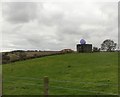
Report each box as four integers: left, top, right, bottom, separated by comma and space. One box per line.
1, 0, 119, 51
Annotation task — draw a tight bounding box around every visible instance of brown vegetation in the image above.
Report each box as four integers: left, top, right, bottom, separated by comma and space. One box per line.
2, 49, 74, 64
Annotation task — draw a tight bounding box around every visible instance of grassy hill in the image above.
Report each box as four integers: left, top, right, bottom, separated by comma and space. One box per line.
3, 52, 118, 95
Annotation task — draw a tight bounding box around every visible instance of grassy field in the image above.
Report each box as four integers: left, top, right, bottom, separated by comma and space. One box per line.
3, 52, 118, 95
0, 65, 1, 86
0, 65, 1, 74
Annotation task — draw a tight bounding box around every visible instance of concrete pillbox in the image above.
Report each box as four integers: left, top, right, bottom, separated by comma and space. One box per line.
77, 44, 92, 53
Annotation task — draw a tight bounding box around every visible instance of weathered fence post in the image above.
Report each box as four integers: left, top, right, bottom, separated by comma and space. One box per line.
44, 76, 49, 96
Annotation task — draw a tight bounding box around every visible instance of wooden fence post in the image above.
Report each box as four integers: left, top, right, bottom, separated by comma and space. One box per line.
44, 76, 49, 96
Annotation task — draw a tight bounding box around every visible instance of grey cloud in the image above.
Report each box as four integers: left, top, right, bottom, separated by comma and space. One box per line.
38, 11, 64, 26
2, 2, 118, 51
2, 2, 39, 24
17, 34, 63, 50
119, 2, 120, 47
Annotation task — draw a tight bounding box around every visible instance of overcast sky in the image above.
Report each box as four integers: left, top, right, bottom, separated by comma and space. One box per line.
1, 1, 118, 51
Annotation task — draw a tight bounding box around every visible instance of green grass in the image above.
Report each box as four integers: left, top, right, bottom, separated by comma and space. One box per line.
0, 65, 2, 74
3, 52, 118, 95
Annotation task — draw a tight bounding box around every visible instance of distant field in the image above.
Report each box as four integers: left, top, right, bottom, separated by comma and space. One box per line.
3, 52, 118, 95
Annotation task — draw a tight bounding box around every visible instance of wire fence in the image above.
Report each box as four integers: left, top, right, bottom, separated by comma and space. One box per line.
3, 76, 118, 95
5, 76, 118, 86
50, 79, 118, 86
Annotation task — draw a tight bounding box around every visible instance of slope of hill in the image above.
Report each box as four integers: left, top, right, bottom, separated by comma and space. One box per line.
3, 52, 118, 95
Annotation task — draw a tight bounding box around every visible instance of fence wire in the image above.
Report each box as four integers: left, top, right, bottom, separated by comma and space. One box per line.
4, 76, 118, 86
3, 80, 43, 87
3, 80, 117, 95
50, 79, 118, 86
50, 85, 117, 95
5, 76, 43, 81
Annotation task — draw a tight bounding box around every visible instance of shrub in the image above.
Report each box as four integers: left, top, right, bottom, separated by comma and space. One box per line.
93, 47, 100, 52
19, 52, 27, 60
2, 54, 10, 64
60, 49, 74, 53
